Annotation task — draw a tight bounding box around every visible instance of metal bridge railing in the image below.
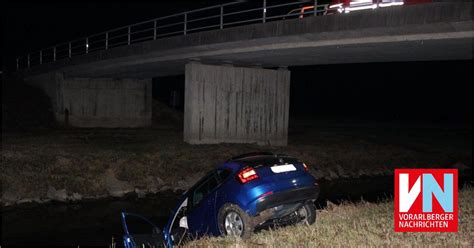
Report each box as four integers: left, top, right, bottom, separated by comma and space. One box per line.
15, 0, 330, 71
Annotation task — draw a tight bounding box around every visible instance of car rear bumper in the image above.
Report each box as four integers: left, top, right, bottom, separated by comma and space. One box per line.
256, 185, 320, 213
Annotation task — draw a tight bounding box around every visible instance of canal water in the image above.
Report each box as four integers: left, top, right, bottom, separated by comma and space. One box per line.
1, 175, 470, 246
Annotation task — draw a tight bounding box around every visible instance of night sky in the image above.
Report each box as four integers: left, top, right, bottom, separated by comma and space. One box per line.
3, 0, 322, 65
2, 0, 234, 68
3, 0, 472, 125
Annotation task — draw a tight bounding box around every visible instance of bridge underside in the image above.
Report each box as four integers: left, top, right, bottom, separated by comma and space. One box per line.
21, 2, 473, 80
20, 2, 473, 146
64, 32, 474, 79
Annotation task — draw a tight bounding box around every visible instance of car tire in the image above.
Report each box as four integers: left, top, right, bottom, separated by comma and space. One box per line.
218, 203, 254, 239
297, 202, 316, 225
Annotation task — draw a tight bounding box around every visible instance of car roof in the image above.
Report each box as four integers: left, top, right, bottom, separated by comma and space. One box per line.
226, 152, 299, 168
229, 151, 276, 161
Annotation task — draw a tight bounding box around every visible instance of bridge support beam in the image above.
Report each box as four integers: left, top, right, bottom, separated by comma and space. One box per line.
184, 62, 290, 146
25, 73, 152, 128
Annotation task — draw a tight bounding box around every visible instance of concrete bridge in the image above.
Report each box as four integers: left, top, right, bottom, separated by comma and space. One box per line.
20, 1, 473, 146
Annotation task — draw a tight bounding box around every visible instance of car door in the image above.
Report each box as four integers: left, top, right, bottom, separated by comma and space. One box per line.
121, 212, 164, 248
165, 197, 189, 247
186, 171, 219, 237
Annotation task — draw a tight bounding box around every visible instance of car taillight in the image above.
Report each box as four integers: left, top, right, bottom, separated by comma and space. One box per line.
303, 163, 309, 172
237, 167, 259, 184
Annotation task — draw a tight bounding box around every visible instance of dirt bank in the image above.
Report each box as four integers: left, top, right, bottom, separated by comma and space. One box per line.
1, 122, 471, 206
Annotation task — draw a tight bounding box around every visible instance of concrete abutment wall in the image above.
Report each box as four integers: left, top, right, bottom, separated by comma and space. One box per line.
184, 62, 290, 146
25, 73, 151, 128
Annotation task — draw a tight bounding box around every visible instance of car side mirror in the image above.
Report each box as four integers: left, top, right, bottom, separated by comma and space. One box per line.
179, 216, 188, 229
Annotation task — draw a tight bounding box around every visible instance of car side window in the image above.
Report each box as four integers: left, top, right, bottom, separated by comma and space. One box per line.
192, 173, 218, 208
216, 169, 231, 184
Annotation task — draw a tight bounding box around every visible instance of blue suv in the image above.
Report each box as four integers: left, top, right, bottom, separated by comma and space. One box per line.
122, 152, 320, 247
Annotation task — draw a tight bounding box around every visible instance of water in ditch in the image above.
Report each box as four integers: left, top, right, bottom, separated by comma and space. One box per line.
1, 175, 470, 246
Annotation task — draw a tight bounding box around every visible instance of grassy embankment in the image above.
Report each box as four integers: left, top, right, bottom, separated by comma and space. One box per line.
186, 186, 474, 247
1, 121, 472, 204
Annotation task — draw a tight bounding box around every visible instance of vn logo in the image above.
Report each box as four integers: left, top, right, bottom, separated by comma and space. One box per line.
394, 169, 458, 232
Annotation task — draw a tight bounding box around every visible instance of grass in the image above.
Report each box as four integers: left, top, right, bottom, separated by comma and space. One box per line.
186, 186, 474, 247
1, 120, 472, 203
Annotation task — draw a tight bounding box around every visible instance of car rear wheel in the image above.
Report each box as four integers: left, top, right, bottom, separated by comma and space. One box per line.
296, 202, 316, 225
218, 204, 254, 238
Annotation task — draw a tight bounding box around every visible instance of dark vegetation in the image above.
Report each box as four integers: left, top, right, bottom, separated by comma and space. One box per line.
2, 78, 55, 130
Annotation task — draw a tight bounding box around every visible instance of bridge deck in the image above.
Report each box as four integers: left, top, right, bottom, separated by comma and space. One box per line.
22, 2, 473, 79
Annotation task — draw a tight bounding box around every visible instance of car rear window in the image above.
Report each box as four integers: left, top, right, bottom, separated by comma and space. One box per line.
216, 169, 231, 183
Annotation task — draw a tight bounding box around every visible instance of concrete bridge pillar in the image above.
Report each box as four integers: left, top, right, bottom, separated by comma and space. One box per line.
184, 62, 290, 146
25, 73, 152, 127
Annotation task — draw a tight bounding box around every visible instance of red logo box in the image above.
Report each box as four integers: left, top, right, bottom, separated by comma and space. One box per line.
394, 169, 458, 232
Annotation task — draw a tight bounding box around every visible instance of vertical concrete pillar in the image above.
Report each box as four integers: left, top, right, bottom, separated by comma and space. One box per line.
57, 77, 152, 127
184, 62, 290, 146
25, 73, 152, 128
